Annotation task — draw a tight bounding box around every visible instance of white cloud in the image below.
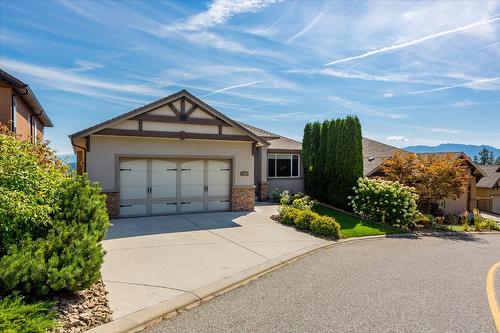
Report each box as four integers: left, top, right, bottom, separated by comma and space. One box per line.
325, 14, 500, 66
383, 92, 394, 98
286, 10, 325, 43
387, 136, 409, 142
0, 58, 164, 97
178, 30, 281, 57
72, 59, 104, 72
431, 128, 462, 134
328, 95, 407, 119
205, 81, 262, 97
169, 0, 279, 31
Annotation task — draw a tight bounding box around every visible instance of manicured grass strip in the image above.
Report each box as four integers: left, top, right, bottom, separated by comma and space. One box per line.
313, 205, 403, 238
0, 294, 58, 333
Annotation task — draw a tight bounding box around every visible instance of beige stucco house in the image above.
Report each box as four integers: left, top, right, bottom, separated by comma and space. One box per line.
70, 90, 302, 218
362, 138, 486, 214
476, 165, 500, 214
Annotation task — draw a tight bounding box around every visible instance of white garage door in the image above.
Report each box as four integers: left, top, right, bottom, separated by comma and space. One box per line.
493, 196, 500, 215
119, 158, 231, 217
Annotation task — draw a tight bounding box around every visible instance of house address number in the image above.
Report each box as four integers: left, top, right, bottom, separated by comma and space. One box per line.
240, 171, 249, 176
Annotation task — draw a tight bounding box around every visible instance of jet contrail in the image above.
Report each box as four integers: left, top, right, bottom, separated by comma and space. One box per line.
205, 81, 262, 97
325, 14, 500, 66
410, 77, 500, 94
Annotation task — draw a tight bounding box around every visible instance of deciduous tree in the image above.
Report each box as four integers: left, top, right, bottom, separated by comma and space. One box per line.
382, 152, 470, 213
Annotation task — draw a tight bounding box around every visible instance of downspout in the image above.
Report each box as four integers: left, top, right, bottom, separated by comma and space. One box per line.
11, 86, 28, 132
30, 110, 44, 143
72, 142, 87, 174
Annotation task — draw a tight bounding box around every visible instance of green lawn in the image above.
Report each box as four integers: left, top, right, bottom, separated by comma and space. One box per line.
313, 205, 403, 238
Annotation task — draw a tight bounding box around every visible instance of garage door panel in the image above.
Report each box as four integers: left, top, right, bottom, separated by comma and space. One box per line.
208, 199, 230, 211
119, 201, 147, 216
120, 159, 147, 201
207, 160, 230, 197
151, 160, 177, 199
180, 201, 204, 213
493, 196, 500, 214
151, 202, 177, 215
180, 160, 204, 198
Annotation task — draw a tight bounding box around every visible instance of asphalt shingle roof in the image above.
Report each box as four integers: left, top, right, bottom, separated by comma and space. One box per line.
477, 165, 500, 188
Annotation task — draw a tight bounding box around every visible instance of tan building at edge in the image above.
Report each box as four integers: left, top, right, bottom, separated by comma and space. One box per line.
0, 69, 53, 142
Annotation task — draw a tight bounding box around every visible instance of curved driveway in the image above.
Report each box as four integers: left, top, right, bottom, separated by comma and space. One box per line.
146, 234, 500, 333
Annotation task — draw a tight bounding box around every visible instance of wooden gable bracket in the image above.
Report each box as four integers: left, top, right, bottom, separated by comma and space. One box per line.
167, 102, 180, 117
252, 142, 257, 156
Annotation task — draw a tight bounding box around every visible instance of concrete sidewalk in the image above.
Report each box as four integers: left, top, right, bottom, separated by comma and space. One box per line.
101, 204, 324, 319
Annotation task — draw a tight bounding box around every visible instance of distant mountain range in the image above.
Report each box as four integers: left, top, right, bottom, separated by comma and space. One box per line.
404, 144, 500, 159
58, 154, 76, 170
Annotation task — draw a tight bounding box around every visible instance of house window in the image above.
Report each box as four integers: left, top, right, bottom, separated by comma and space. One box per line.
12, 96, 17, 132
268, 153, 300, 178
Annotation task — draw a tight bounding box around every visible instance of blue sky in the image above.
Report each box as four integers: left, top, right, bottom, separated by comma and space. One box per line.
1, 0, 500, 154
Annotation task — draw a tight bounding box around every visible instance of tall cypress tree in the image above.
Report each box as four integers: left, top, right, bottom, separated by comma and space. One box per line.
316, 120, 330, 201
309, 122, 322, 198
302, 123, 312, 194
326, 119, 339, 205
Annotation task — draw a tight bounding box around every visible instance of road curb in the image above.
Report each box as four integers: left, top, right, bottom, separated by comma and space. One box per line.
87, 231, 499, 333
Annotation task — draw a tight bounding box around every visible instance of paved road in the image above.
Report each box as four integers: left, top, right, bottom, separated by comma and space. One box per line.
145, 234, 500, 333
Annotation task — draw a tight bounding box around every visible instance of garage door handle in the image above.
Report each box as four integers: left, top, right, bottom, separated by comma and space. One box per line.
181, 168, 191, 171
181, 201, 191, 204
166, 168, 177, 171
220, 168, 230, 171
120, 168, 132, 171
120, 204, 132, 207
166, 202, 176, 205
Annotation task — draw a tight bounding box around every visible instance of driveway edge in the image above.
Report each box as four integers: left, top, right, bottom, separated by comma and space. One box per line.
87, 231, 499, 333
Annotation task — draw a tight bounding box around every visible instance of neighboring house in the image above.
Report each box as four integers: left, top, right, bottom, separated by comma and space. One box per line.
70, 90, 303, 218
476, 165, 500, 214
363, 138, 486, 214
0, 69, 53, 142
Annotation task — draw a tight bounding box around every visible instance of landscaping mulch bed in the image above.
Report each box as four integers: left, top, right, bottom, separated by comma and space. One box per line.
53, 280, 112, 332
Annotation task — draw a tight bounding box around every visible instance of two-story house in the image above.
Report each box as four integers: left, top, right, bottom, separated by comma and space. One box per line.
0, 69, 53, 142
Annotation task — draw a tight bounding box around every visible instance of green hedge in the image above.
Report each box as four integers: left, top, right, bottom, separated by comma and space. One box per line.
279, 207, 340, 239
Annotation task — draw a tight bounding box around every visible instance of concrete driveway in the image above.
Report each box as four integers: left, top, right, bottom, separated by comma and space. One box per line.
101, 204, 325, 319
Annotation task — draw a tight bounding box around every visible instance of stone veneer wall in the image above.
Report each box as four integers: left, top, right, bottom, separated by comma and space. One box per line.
103, 191, 120, 218
231, 186, 255, 211
258, 182, 268, 201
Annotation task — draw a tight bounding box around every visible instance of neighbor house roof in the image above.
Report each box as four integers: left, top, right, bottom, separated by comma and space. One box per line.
362, 138, 405, 176
0, 69, 53, 127
238, 122, 302, 151
69, 90, 267, 145
477, 165, 500, 188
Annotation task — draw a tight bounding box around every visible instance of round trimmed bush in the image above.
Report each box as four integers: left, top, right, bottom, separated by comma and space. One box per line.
295, 210, 317, 230
310, 215, 340, 238
279, 207, 302, 225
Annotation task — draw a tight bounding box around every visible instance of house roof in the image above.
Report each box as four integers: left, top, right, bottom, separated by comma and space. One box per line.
477, 165, 500, 188
362, 138, 405, 176
69, 90, 267, 145
238, 122, 302, 151
0, 69, 53, 127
